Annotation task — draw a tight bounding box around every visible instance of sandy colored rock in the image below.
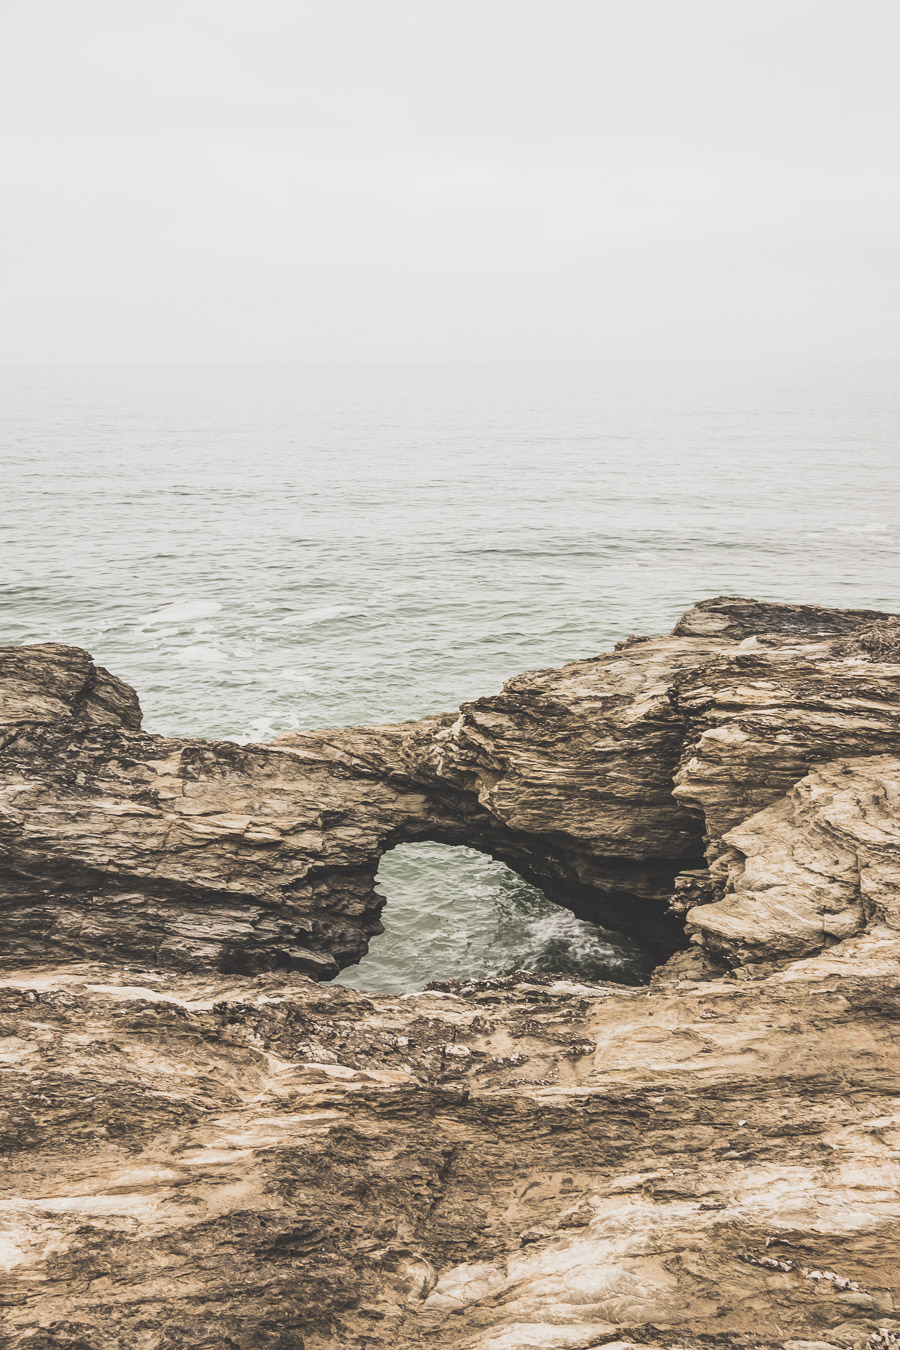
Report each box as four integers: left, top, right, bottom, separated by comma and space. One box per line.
4, 598, 900, 978
1, 598, 900, 1347
1, 944, 899, 1348
686, 755, 900, 962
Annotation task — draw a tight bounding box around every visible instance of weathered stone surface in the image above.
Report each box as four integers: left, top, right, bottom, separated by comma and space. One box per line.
1, 599, 900, 1347
687, 755, 900, 963
0, 643, 141, 731
5, 598, 898, 979
1, 942, 899, 1348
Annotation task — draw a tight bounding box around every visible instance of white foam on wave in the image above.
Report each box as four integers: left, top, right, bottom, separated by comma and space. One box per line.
175, 644, 227, 664
521, 907, 616, 957
139, 599, 224, 627
276, 605, 354, 627
229, 716, 286, 745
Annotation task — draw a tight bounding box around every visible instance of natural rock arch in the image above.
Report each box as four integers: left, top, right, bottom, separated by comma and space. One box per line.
1, 597, 898, 981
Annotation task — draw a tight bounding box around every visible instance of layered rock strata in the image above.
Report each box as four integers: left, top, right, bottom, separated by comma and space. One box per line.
4, 597, 900, 978
1, 598, 899, 1348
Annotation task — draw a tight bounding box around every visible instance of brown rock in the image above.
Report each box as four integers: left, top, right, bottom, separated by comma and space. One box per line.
1, 598, 900, 1347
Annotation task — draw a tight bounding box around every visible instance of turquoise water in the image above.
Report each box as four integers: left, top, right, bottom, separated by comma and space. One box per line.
3, 363, 898, 987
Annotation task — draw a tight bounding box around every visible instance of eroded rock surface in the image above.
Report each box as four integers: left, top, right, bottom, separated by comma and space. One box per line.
687, 756, 900, 962
4, 598, 899, 977
1, 598, 900, 1348
2, 944, 899, 1349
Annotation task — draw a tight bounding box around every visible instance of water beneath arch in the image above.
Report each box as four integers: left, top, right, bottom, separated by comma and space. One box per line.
333, 841, 648, 993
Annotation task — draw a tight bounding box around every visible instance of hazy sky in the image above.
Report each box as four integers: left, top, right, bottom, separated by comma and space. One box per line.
2, 1, 898, 362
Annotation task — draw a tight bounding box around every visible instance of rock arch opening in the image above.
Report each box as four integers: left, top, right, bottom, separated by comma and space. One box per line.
333, 841, 651, 994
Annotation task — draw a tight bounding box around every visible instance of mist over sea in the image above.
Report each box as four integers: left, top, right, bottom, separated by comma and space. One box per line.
4, 362, 898, 990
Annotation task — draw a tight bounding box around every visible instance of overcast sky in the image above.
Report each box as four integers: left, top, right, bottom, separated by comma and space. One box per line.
2, 1, 898, 362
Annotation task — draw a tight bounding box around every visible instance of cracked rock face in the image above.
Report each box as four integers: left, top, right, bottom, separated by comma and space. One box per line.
1, 598, 900, 1348
686, 756, 900, 962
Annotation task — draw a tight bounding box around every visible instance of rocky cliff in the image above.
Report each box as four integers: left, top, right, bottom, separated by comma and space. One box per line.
1, 598, 899, 1349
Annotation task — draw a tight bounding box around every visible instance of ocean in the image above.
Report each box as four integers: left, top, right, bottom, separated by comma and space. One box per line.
3, 362, 898, 990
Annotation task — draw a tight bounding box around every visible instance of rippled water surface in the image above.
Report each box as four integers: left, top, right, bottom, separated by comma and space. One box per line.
3, 363, 898, 987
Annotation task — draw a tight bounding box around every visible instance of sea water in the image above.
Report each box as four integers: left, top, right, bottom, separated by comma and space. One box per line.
2, 363, 898, 989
